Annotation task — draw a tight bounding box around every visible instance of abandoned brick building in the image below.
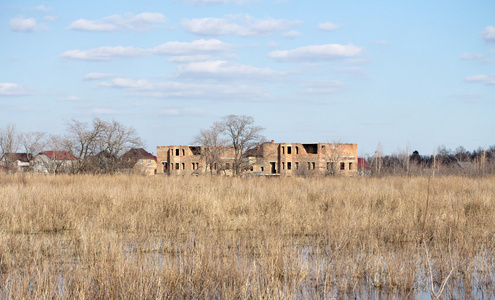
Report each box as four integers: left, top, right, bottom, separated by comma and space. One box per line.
244, 141, 358, 176
156, 142, 358, 176
156, 145, 235, 175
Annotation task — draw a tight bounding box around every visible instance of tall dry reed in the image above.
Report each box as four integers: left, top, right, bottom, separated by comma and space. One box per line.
0, 174, 494, 298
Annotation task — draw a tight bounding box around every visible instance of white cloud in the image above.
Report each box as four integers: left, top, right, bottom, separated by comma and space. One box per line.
98, 77, 269, 100
372, 40, 391, 45
83, 73, 119, 80
167, 55, 212, 62
61, 95, 83, 102
159, 109, 181, 115
182, 14, 301, 36
61, 46, 147, 61
175, 60, 284, 81
482, 26, 495, 43
300, 80, 344, 95
27, 5, 50, 12
464, 75, 495, 85
9, 17, 37, 32
318, 22, 340, 31
43, 15, 58, 22
152, 39, 234, 55
69, 12, 166, 32
0, 83, 33, 96
462, 49, 495, 63
93, 108, 119, 114
178, 0, 257, 4
269, 44, 362, 62
62, 39, 234, 61
282, 30, 301, 39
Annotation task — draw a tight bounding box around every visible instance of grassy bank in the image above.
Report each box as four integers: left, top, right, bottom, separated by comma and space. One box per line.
0, 174, 494, 298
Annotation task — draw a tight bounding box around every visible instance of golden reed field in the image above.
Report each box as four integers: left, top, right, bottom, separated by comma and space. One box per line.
0, 174, 494, 299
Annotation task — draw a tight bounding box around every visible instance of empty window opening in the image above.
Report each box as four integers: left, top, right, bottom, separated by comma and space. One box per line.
261, 166, 264, 172
182, 149, 185, 156
226, 163, 230, 169
340, 162, 345, 170
296, 146, 299, 154
192, 163, 196, 170
287, 146, 292, 154
181, 163, 185, 170
312, 162, 316, 170
250, 166, 254, 171
307, 162, 311, 170
270, 162, 276, 174
282, 162, 285, 170
175, 163, 179, 170
303, 144, 318, 154
295, 162, 299, 169
189, 146, 201, 156
175, 149, 179, 156
287, 162, 292, 170
349, 162, 352, 170
281, 146, 285, 155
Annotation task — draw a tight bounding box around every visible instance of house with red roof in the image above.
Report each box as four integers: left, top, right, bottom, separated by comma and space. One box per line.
33, 151, 77, 174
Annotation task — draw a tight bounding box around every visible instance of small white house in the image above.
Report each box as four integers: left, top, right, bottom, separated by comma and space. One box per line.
33, 151, 76, 174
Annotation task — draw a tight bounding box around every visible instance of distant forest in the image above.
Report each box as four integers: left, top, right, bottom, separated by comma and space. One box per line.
365, 145, 495, 176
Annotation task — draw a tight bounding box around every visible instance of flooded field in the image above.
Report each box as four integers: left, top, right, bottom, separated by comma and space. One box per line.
0, 175, 494, 298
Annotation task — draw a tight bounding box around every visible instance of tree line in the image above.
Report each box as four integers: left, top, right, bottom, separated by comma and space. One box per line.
0, 118, 142, 174
366, 144, 495, 176
1, 115, 493, 176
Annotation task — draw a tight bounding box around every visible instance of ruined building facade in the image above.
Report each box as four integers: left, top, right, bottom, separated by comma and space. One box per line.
156, 145, 235, 176
244, 142, 358, 176
156, 142, 358, 176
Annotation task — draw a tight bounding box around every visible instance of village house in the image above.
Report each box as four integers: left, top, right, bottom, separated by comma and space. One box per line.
0, 153, 33, 173
118, 148, 157, 175
156, 141, 358, 176
32, 151, 76, 174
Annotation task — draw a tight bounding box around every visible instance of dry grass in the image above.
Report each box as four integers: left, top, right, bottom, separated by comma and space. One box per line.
0, 174, 494, 299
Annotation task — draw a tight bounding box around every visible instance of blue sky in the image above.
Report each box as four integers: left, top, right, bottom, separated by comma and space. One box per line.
1, 0, 494, 156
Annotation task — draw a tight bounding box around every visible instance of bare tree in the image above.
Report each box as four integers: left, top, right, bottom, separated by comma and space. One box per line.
98, 119, 143, 173
64, 118, 143, 173
193, 121, 228, 175
222, 115, 264, 176
21, 131, 48, 157
0, 124, 21, 172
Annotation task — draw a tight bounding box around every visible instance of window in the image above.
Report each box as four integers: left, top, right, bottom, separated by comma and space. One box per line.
175, 149, 179, 156
192, 163, 196, 170
287, 162, 292, 170
295, 162, 299, 169
282, 146, 285, 154
308, 162, 311, 170
182, 149, 185, 156
287, 146, 292, 154
181, 163, 185, 170
340, 162, 345, 170
296, 146, 299, 154
282, 162, 285, 170
175, 163, 179, 170
226, 162, 230, 169
171, 149, 174, 156
312, 162, 316, 170
261, 166, 264, 172
349, 162, 352, 170
250, 166, 254, 171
